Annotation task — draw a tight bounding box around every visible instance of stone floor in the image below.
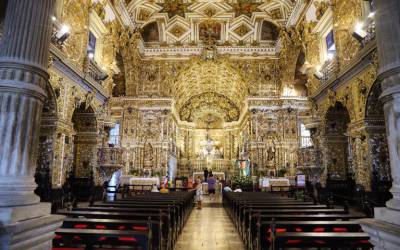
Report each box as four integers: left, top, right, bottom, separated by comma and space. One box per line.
174, 195, 246, 250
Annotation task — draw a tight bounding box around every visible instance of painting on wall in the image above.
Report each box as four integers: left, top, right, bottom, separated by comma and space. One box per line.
261, 20, 279, 41
199, 21, 222, 42
141, 22, 159, 42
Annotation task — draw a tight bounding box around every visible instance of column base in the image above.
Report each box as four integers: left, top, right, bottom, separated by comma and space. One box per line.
0, 213, 64, 250
359, 207, 400, 250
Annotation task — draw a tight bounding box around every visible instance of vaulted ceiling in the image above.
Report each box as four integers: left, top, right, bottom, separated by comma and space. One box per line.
125, 0, 297, 46
173, 59, 248, 123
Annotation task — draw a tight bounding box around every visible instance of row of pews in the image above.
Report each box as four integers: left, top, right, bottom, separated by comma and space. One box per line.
223, 192, 373, 250
53, 190, 195, 250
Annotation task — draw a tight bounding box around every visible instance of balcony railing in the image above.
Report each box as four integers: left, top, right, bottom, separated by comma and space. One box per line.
84, 58, 107, 84
300, 136, 313, 148
320, 58, 339, 84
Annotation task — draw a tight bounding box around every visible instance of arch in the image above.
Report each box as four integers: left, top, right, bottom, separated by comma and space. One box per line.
324, 102, 351, 178
260, 20, 279, 41
365, 80, 391, 196
141, 21, 160, 42
71, 103, 98, 177
35, 82, 58, 201
173, 59, 248, 113
179, 92, 240, 123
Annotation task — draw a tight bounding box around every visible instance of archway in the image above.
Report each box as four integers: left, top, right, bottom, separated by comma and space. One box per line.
324, 102, 351, 178
71, 103, 98, 177
365, 81, 392, 201
35, 83, 58, 201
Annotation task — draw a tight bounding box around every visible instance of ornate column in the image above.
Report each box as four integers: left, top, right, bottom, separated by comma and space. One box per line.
360, 1, 400, 249
0, 0, 63, 249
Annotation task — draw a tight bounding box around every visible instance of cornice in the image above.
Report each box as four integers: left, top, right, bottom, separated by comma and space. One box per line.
50, 44, 109, 104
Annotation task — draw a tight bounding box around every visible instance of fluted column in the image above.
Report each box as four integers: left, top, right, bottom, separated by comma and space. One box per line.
0, 0, 55, 207
376, 0, 400, 211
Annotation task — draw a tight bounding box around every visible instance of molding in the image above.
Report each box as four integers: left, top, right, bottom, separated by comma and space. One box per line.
50, 44, 109, 104
138, 43, 277, 59
286, 0, 307, 27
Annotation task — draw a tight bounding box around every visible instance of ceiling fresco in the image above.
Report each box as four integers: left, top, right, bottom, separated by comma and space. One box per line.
172, 58, 248, 123
126, 0, 297, 46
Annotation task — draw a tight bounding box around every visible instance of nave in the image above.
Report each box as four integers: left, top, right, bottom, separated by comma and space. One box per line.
174, 199, 245, 250
51, 187, 374, 250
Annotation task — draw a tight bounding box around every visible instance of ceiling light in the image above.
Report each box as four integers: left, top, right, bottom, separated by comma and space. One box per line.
59, 24, 70, 37
53, 24, 70, 45
368, 12, 375, 18
51, 16, 57, 22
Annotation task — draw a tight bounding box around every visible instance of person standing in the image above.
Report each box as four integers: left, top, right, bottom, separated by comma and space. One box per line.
195, 178, 203, 209
207, 174, 216, 200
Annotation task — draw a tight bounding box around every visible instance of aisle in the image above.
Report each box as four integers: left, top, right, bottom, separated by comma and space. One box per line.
174, 197, 245, 250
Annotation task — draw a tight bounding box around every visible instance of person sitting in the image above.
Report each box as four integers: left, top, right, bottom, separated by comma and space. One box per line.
223, 186, 233, 192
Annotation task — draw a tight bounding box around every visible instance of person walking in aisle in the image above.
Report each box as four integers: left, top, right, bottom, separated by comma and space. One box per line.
207, 174, 216, 201
195, 178, 203, 209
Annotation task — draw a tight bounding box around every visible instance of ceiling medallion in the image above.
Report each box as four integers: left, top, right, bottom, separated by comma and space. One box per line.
234, 24, 251, 37
169, 24, 186, 38
156, 0, 191, 18
203, 6, 217, 17
229, 0, 262, 17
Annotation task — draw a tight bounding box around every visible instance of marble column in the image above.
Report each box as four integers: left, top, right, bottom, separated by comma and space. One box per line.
376, 0, 400, 212
0, 0, 64, 249
359, 1, 400, 249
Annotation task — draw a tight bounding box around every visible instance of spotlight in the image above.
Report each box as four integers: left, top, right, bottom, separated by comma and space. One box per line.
368, 12, 375, 18
314, 71, 324, 80
313, 65, 323, 80
51, 16, 57, 22
96, 72, 109, 81
88, 51, 95, 59
352, 22, 367, 43
53, 24, 70, 45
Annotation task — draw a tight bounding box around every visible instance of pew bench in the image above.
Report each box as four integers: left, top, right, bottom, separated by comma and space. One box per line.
54, 228, 151, 250
273, 232, 372, 250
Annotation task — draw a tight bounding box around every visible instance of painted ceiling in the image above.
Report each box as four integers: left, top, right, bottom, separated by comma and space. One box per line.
173, 59, 247, 123
125, 0, 297, 46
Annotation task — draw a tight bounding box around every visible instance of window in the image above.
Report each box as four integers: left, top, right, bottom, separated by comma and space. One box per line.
300, 124, 312, 148
87, 31, 97, 59
108, 123, 120, 146
312, 7, 334, 63
325, 30, 336, 60
88, 10, 108, 64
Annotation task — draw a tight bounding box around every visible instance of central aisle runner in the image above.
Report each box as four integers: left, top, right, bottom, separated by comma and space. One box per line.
174, 201, 245, 250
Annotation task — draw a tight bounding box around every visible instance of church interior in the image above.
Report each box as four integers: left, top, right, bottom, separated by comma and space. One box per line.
1, 0, 400, 249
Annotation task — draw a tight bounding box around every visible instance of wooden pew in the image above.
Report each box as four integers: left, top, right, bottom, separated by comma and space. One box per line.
54, 228, 151, 250
273, 232, 371, 250
256, 220, 363, 250
61, 218, 162, 250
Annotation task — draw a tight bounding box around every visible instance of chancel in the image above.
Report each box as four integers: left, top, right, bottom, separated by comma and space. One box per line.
0, 0, 400, 249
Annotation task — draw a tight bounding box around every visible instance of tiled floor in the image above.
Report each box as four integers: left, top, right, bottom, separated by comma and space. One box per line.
174, 196, 245, 250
